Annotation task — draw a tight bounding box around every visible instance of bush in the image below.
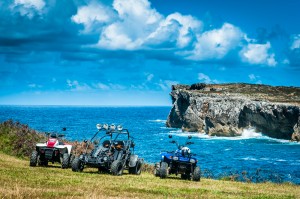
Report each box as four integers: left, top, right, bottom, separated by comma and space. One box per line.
0, 120, 46, 158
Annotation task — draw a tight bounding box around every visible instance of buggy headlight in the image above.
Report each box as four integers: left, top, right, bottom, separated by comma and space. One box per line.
110, 124, 116, 131
173, 156, 178, 161
96, 124, 102, 130
117, 125, 123, 131
190, 159, 196, 163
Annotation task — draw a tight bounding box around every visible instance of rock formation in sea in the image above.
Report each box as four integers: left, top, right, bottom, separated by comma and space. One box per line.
166, 83, 300, 140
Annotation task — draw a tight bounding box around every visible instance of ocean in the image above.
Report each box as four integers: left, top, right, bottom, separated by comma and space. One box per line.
0, 105, 299, 184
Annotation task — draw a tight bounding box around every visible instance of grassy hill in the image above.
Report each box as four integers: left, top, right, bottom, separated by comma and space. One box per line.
0, 152, 299, 199
0, 120, 299, 198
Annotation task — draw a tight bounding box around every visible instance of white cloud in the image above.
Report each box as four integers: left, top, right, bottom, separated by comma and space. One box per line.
291, 34, 300, 50
146, 12, 202, 48
158, 80, 179, 90
92, 82, 126, 90
70, 0, 280, 66
71, 1, 114, 33
97, 0, 162, 50
147, 74, 154, 81
94, 83, 110, 90
187, 23, 244, 60
67, 80, 91, 91
28, 83, 42, 88
240, 42, 277, 66
198, 73, 219, 84
12, 0, 45, 18
248, 74, 256, 81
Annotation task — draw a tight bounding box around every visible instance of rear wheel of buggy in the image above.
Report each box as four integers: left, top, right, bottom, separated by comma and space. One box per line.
129, 159, 143, 175
62, 153, 70, 169
153, 162, 160, 177
160, 162, 168, 179
192, 166, 201, 181
72, 157, 84, 172
30, 151, 38, 166
111, 160, 123, 176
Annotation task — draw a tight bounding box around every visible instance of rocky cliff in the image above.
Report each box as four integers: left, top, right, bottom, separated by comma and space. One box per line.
166, 83, 300, 140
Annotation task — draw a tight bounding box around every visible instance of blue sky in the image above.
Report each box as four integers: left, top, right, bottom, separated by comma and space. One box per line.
0, 0, 299, 106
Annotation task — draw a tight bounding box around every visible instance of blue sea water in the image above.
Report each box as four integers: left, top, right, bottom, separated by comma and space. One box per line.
0, 105, 299, 184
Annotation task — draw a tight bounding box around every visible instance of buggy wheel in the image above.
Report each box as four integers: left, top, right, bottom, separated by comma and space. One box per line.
160, 162, 168, 179
62, 153, 70, 169
69, 154, 75, 167
111, 160, 123, 176
30, 151, 38, 167
192, 166, 201, 181
153, 162, 160, 177
129, 159, 143, 175
72, 157, 84, 172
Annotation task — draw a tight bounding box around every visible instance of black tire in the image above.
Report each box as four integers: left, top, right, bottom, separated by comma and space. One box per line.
72, 157, 84, 172
111, 160, 123, 176
69, 154, 75, 167
62, 153, 69, 169
160, 162, 168, 179
30, 151, 38, 167
129, 159, 143, 175
192, 166, 201, 181
153, 162, 160, 177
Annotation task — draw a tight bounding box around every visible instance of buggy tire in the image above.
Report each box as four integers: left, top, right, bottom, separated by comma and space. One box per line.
160, 162, 168, 179
62, 153, 69, 169
153, 162, 160, 177
129, 159, 142, 175
72, 157, 83, 172
69, 154, 75, 167
111, 160, 124, 176
192, 166, 201, 181
30, 151, 38, 167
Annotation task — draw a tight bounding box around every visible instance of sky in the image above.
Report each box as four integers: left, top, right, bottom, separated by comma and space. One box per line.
0, 0, 299, 106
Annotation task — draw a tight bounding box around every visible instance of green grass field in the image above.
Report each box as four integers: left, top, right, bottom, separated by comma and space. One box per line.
0, 152, 299, 199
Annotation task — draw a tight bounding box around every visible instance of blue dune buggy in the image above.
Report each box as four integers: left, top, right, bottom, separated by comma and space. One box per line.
154, 135, 201, 181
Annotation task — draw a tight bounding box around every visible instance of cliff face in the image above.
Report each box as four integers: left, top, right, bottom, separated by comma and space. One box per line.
166, 83, 300, 140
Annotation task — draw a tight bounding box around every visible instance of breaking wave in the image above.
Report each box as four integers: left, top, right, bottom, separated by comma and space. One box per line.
149, 119, 167, 123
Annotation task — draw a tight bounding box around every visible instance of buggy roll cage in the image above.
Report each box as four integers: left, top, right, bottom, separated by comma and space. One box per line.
84, 124, 134, 152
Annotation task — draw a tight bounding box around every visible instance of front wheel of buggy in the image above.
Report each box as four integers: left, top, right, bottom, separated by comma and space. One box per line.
72, 157, 83, 172
30, 151, 38, 167
111, 160, 123, 176
62, 153, 70, 169
129, 159, 143, 175
160, 162, 168, 179
192, 166, 201, 181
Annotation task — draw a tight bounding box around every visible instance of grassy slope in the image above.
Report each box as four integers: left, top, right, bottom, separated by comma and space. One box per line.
0, 153, 299, 199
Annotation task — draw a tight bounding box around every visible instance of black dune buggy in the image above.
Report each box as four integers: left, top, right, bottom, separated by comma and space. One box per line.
72, 124, 143, 176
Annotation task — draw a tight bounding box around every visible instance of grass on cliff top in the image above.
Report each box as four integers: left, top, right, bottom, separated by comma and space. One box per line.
0, 152, 299, 199
183, 83, 300, 105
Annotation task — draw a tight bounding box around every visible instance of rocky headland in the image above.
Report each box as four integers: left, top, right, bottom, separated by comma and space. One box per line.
166, 83, 300, 140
